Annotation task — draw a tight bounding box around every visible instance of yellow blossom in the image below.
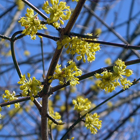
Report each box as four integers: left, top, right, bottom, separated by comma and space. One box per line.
91, 80, 101, 92
70, 86, 77, 93
24, 50, 30, 56
25, 106, 30, 112
8, 108, 22, 117
42, 0, 71, 28
60, 105, 66, 112
72, 96, 91, 113
56, 124, 64, 131
48, 107, 62, 127
55, 95, 60, 100
15, 0, 25, 10
1, 50, 11, 57
95, 59, 133, 92
2, 90, 19, 108
18, 8, 47, 39
14, 103, 20, 108
6, 50, 11, 56
29, 100, 34, 106
52, 60, 82, 86
17, 73, 42, 100
0, 124, 3, 130
107, 101, 113, 108
57, 36, 100, 62
67, 137, 75, 140
105, 58, 112, 65
129, 117, 134, 123
85, 113, 102, 134
94, 28, 102, 36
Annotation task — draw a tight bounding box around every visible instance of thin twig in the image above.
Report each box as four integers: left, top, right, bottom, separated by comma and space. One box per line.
50, 126, 54, 140
40, 38, 45, 77
84, 39, 140, 50
13, 32, 59, 41
0, 34, 11, 41
0, 4, 16, 18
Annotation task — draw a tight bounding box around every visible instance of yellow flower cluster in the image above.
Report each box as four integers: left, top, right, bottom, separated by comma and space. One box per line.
48, 109, 63, 127
72, 96, 102, 134
50, 60, 82, 86
15, 0, 25, 10
24, 50, 30, 56
72, 96, 91, 113
1, 50, 11, 57
105, 58, 112, 65
94, 28, 102, 36
90, 80, 101, 92
57, 36, 100, 63
1, 39, 9, 47
18, 73, 42, 101
48, 101, 63, 128
2, 90, 20, 108
95, 59, 133, 92
85, 113, 102, 134
18, 8, 47, 40
1, 39, 11, 57
42, 0, 71, 28
67, 137, 75, 140
107, 101, 113, 108
8, 108, 23, 117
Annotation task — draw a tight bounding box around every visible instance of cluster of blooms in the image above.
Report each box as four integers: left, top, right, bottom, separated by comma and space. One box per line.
0, 90, 21, 118
18, 8, 47, 40
85, 113, 102, 134
0, 124, 2, 130
24, 50, 30, 56
107, 101, 113, 108
42, 0, 71, 28
48, 101, 63, 128
95, 59, 133, 92
73, 96, 91, 113
72, 96, 102, 134
49, 60, 82, 86
94, 28, 102, 36
67, 137, 75, 140
0, 39, 11, 57
18, 73, 42, 101
48, 108, 63, 127
2, 90, 20, 108
8, 107, 23, 117
1, 39, 9, 47
105, 58, 112, 65
90, 80, 101, 92
1, 50, 11, 57
15, 0, 25, 10
129, 117, 134, 123
57, 36, 100, 63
